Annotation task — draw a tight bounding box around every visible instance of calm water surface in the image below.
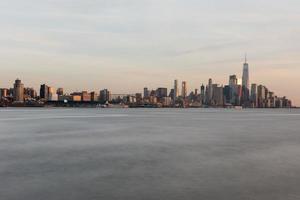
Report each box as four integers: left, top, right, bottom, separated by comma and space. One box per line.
0, 108, 300, 200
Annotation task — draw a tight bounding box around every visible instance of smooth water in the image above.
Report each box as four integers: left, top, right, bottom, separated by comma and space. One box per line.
0, 108, 300, 200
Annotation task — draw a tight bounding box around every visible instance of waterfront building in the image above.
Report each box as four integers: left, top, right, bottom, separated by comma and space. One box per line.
182, 81, 187, 98
257, 85, 266, 108
188, 91, 195, 102
57, 88, 64, 96
13, 79, 24, 102
149, 96, 157, 104
99, 89, 111, 103
8, 88, 14, 96
72, 95, 81, 102
90, 92, 98, 102
48, 87, 58, 101
149, 90, 156, 97
236, 85, 242, 106
200, 84, 205, 104
124, 95, 136, 104
156, 88, 168, 98
206, 78, 213, 105
173, 80, 179, 100
250, 84, 257, 108
135, 93, 143, 104
194, 89, 198, 96
223, 85, 231, 104
81, 91, 91, 102
162, 97, 172, 107
40, 84, 49, 100
212, 84, 224, 106
143, 87, 149, 98
0, 88, 9, 98
169, 89, 174, 100
24, 88, 37, 99
242, 56, 250, 104
58, 95, 73, 102
229, 75, 238, 105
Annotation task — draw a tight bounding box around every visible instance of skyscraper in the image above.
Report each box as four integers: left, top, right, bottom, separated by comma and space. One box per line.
143, 87, 149, 98
156, 88, 168, 98
229, 75, 238, 105
257, 85, 266, 108
212, 84, 224, 106
200, 84, 205, 104
173, 79, 179, 100
100, 89, 111, 103
0, 88, 8, 98
242, 55, 250, 104
251, 84, 257, 108
182, 81, 187, 98
206, 78, 213, 104
223, 85, 231, 104
40, 84, 49, 100
48, 87, 58, 101
13, 79, 24, 102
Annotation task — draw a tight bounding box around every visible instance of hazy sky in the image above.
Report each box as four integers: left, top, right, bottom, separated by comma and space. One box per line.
0, 0, 300, 105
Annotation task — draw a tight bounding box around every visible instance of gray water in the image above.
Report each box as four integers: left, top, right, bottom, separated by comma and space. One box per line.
0, 108, 300, 200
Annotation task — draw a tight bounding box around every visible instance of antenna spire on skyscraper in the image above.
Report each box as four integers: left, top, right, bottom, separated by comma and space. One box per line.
245, 53, 247, 63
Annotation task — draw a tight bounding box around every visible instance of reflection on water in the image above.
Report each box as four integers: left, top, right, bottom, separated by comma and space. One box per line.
1, 108, 300, 200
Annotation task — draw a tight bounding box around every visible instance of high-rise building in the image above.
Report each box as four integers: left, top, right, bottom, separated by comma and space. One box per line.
223, 85, 231, 104
194, 89, 198, 96
81, 91, 91, 102
200, 84, 205, 104
236, 85, 242, 106
149, 90, 156, 97
99, 89, 111, 103
200, 84, 205, 96
48, 87, 58, 101
40, 84, 49, 100
90, 92, 98, 102
212, 84, 224, 106
135, 93, 143, 104
169, 89, 174, 99
0, 88, 9, 98
229, 75, 238, 105
242, 55, 250, 104
143, 87, 149, 98
257, 85, 266, 108
229, 75, 238, 86
173, 80, 179, 100
251, 84, 257, 107
156, 88, 168, 98
57, 88, 64, 96
207, 78, 213, 104
24, 88, 37, 99
242, 56, 250, 90
13, 79, 24, 102
182, 81, 187, 98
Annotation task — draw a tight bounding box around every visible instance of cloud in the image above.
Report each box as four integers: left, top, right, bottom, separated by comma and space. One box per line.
0, 0, 300, 105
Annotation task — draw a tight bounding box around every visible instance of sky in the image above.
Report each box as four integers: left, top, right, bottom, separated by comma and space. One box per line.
0, 0, 300, 105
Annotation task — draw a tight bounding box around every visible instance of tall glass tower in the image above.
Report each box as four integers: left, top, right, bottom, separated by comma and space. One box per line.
181, 81, 187, 98
173, 79, 178, 100
242, 55, 250, 104
242, 55, 249, 90
13, 79, 24, 102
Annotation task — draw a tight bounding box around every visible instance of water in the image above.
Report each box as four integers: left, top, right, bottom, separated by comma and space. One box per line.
0, 108, 300, 200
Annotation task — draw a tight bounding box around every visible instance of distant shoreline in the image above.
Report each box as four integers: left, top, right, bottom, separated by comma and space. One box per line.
1, 105, 298, 109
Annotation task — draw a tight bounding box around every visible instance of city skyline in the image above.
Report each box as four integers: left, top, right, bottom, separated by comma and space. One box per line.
0, 58, 294, 109
1, 0, 300, 105
0, 58, 297, 105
